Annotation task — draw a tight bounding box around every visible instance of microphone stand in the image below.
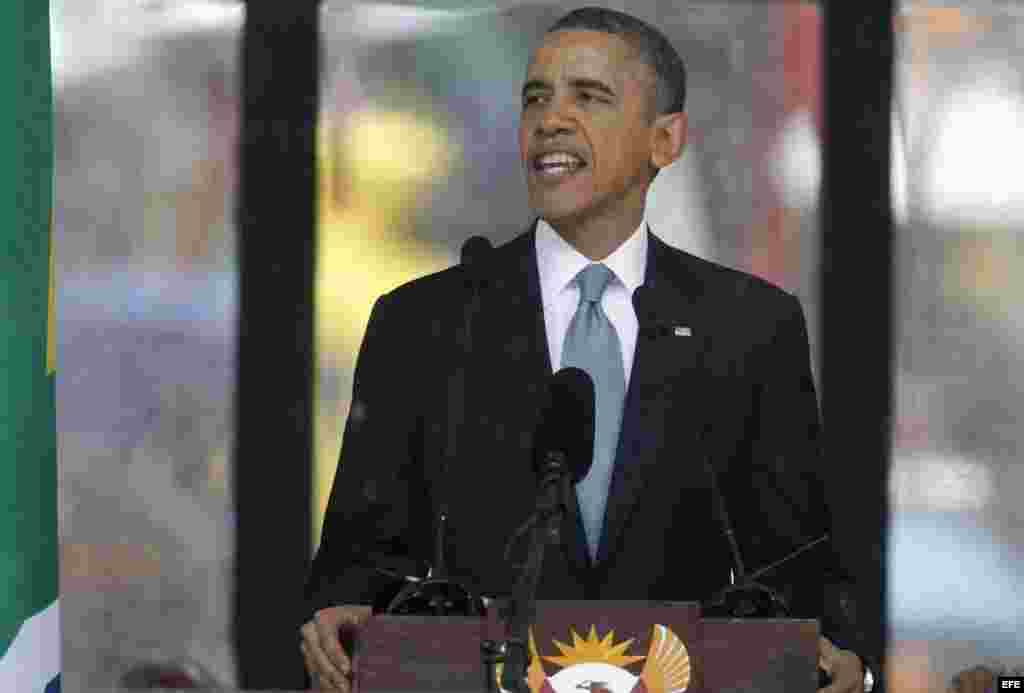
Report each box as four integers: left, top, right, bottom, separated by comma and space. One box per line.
384, 238, 491, 619
498, 451, 571, 693
702, 533, 830, 617
382, 511, 486, 616
696, 431, 835, 686
699, 442, 794, 619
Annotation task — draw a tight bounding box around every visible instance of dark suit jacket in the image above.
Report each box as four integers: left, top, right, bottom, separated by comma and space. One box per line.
304, 223, 879, 675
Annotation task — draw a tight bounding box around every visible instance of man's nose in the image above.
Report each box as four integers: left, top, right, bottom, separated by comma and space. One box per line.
535, 100, 575, 136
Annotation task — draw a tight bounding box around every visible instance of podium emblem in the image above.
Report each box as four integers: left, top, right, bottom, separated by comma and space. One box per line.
497, 624, 690, 693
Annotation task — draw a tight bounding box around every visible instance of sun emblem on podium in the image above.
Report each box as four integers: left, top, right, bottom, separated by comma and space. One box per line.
496, 624, 690, 693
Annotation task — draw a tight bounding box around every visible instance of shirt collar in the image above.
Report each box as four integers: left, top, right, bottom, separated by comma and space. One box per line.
535, 216, 648, 297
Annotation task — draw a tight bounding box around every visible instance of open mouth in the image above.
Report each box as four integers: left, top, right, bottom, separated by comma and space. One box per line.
532, 151, 587, 178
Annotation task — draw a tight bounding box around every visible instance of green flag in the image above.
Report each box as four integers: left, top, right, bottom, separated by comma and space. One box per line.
0, 1, 60, 691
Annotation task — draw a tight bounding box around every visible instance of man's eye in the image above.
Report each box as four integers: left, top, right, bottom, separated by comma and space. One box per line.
523, 95, 545, 107
579, 92, 606, 104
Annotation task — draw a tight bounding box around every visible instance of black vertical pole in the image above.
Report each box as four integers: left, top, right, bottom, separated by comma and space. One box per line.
821, 0, 893, 681
235, 2, 319, 688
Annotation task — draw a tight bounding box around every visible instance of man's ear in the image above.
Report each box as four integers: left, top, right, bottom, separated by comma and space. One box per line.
650, 111, 688, 170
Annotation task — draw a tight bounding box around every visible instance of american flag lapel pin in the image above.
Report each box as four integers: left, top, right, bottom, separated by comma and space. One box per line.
673, 326, 692, 337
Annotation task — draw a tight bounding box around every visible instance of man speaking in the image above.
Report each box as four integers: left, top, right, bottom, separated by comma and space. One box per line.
301, 7, 876, 692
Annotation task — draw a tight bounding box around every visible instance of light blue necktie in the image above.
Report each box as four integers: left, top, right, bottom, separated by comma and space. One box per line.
560, 263, 626, 561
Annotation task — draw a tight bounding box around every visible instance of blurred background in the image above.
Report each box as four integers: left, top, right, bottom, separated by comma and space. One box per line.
51, 0, 1022, 690
54, 0, 242, 689
888, 2, 1024, 688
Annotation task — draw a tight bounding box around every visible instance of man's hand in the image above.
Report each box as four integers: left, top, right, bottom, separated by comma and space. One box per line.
300, 605, 372, 692
950, 665, 997, 693
818, 636, 865, 693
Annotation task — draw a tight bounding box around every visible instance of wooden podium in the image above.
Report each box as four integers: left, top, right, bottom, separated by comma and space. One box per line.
353, 601, 819, 692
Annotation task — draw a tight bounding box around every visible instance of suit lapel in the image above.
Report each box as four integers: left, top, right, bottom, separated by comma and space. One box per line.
477, 223, 593, 579
477, 226, 710, 577
594, 232, 710, 568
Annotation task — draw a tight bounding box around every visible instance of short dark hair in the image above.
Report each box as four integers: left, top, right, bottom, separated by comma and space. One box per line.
546, 6, 687, 116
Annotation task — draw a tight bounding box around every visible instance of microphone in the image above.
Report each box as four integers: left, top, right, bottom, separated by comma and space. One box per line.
532, 366, 595, 485
458, 235, 492, 355
633, 285, 672, 340
504, 367, 595, 567
501, 368, 595, 693
460, 235, 493, 276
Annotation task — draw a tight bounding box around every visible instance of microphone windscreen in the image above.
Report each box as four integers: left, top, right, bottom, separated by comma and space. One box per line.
631, 284, 649, 309
460, 235, 493, 266
632, 284, 659, 324
533, 367, 595, 484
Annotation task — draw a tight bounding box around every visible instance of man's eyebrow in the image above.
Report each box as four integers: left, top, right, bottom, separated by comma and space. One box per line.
521, 77, 616, 99
568, 78, 615, 98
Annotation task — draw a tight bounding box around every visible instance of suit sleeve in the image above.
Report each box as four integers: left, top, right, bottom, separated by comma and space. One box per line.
744, 292, 883, 686
301, 290, 431, 623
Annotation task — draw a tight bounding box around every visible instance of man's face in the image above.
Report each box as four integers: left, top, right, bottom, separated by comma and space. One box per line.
519, 30, 661, 227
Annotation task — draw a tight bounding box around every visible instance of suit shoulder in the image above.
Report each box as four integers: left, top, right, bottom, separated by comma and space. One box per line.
376, 263, 463, 310
669, 245, 802, 315
380, 229, 531, 308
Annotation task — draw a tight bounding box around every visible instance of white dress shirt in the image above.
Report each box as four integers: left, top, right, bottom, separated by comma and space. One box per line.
535, 217, 647, 390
